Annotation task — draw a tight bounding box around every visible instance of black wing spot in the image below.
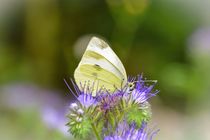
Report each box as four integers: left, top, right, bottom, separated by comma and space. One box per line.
94, 64, 102, 71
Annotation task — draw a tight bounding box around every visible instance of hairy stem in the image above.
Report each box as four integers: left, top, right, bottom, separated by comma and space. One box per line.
91, 123, 101, 140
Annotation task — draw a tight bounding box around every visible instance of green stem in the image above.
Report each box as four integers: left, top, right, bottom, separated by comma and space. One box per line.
91, 123, 101, 140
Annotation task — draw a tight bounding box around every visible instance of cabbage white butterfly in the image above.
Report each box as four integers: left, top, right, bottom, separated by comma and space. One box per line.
74, 37, 128, 95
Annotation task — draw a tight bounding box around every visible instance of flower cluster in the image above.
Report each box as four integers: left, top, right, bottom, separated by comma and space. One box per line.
104, 121, 159, 140
66, 75, 159, 140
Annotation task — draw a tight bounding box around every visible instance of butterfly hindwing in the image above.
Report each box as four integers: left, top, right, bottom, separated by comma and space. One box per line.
74, 64, 120, 96
85, 37, 127, 81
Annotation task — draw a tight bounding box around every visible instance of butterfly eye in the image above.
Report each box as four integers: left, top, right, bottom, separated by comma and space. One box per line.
128, 83, 135, 91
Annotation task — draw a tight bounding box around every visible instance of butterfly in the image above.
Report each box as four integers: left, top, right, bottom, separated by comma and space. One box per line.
74, 36, 132, 96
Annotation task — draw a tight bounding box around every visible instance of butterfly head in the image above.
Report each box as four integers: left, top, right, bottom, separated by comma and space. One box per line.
128, 82, 135, 90
125, 82, 135, 93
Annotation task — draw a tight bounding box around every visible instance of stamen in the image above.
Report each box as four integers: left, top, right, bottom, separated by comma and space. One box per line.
64, 79, 78, 99
70, 78, 80, 96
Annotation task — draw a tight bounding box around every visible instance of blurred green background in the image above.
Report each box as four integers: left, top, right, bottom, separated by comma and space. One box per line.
0, 0, 210, 140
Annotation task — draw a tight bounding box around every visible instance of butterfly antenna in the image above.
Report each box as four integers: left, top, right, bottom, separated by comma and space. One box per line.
144, 80, 158, 83
132, 79, 157, 84
63, 79, 78, 99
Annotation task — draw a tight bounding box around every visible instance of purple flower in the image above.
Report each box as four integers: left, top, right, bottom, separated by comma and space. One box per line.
77, 93, 97, 108
104, 121, 159, 140
96, 92, 122, 112
41, 106, 69, 136
123, 75, 159, 104
65, 75, 159, 139
0, 84, 70, 136
64, 79, 97, 108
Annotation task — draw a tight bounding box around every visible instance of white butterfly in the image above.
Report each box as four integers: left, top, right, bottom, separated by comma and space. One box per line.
74, 37, 128, 95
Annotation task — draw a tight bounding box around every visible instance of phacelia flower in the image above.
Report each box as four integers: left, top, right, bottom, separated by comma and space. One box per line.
65, 79, 98, 138
65, 74, 159, 140
96, 92, 122, 112
78, 93, 97, 108
118, 75, 159, 127
104, 121, 159, 140
123, 75, 159, 104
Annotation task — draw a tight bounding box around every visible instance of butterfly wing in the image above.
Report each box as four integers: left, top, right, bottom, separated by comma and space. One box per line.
74, 37, 127, 95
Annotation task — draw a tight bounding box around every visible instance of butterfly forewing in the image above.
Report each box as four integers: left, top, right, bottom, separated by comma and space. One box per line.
81, 50, 124, 80
87, 37, 127, 80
